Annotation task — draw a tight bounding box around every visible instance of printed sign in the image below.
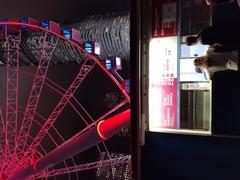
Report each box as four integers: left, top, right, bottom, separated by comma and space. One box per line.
152, 0, 177, 37
149, 37, 178, 130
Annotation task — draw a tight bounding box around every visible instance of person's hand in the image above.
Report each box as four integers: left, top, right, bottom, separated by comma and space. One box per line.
185, 36, 198, 46
194, 56, 209, 69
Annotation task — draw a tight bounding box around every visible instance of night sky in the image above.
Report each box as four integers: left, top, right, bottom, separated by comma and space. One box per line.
0, 0, 130, 23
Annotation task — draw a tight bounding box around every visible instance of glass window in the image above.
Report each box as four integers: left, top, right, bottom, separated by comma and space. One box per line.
146, 0, 212, 135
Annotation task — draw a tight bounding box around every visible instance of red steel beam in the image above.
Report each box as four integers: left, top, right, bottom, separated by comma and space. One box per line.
9, 109, 130, 180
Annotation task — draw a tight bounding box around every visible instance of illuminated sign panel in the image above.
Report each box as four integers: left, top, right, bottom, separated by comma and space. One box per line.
83, 41, 101, 55
63, 28, 71, 39
106, 59, 112, 70
40, 21, 49, 29
94, 42, 101, 55
71, 28, 80, 43
149, 37, 178, 130
105, 57, 122, 70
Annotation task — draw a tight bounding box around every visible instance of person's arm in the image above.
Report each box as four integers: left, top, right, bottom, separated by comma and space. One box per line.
206, 66, 229, 80
205, 0, 234, 5
185, 36, 199, 46
211, 43, 232, 52
199, 26, 217, 45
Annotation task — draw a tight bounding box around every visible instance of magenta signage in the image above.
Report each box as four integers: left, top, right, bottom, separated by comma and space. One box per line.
159, 78, 177, 128
149, 37, 178, 131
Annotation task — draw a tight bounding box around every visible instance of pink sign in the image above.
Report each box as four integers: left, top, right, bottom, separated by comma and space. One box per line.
159, 78, 177, 128
149, 37, 178, 130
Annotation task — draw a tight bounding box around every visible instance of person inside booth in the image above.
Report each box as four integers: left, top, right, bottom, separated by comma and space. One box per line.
186, 25, 240, 52
186, 0, 240, 51
193, 45, 239, 80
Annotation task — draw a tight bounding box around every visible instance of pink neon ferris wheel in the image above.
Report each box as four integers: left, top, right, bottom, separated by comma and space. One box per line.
0, 21, 131, 180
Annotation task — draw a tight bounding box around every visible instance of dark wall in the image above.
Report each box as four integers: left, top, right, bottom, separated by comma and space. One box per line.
142, 132, 240, 180
212, 1, 240, 27
212, 71, 240, 136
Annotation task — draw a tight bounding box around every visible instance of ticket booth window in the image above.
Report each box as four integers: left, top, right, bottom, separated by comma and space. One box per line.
146, 0, 212, 135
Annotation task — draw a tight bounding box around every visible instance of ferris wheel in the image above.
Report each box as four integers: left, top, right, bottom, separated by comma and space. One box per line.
0, 19, 131, 180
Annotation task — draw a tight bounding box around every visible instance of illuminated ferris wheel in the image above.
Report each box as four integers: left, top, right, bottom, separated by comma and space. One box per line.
0, 19, 131, 180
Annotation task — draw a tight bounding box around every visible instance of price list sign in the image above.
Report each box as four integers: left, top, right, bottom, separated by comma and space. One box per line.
149, 37, 178, 130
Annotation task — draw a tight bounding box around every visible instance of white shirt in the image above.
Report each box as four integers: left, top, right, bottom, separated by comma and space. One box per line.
204, 46, 239, 79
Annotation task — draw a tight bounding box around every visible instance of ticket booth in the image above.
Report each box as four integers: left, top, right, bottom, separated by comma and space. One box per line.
145, 0, 213, 135
138, 0, 240, 180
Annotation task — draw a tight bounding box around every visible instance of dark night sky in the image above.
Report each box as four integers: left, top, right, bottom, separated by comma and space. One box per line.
0, 0, 130, 23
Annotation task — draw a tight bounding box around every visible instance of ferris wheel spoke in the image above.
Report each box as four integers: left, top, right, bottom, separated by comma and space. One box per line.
32, 119, 73, 180
0, 139, 4, 153
24, 58, 96, 156
16, 33, 59, 156
4, 30, 21, 168
0, 108, 5, 146
14, 106, 81, 179
16, 68, 94, 125
44, 79, 93, 126
10, 108, 130, 179
0, 145, 4, 161
0, 107, 5, 132
12, 132, 49, 174
70, 98, 129, 140
34, 155, 131, 179
14, 109, 73, 174
94, 98, 129, 125
45, 78, 95, 123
